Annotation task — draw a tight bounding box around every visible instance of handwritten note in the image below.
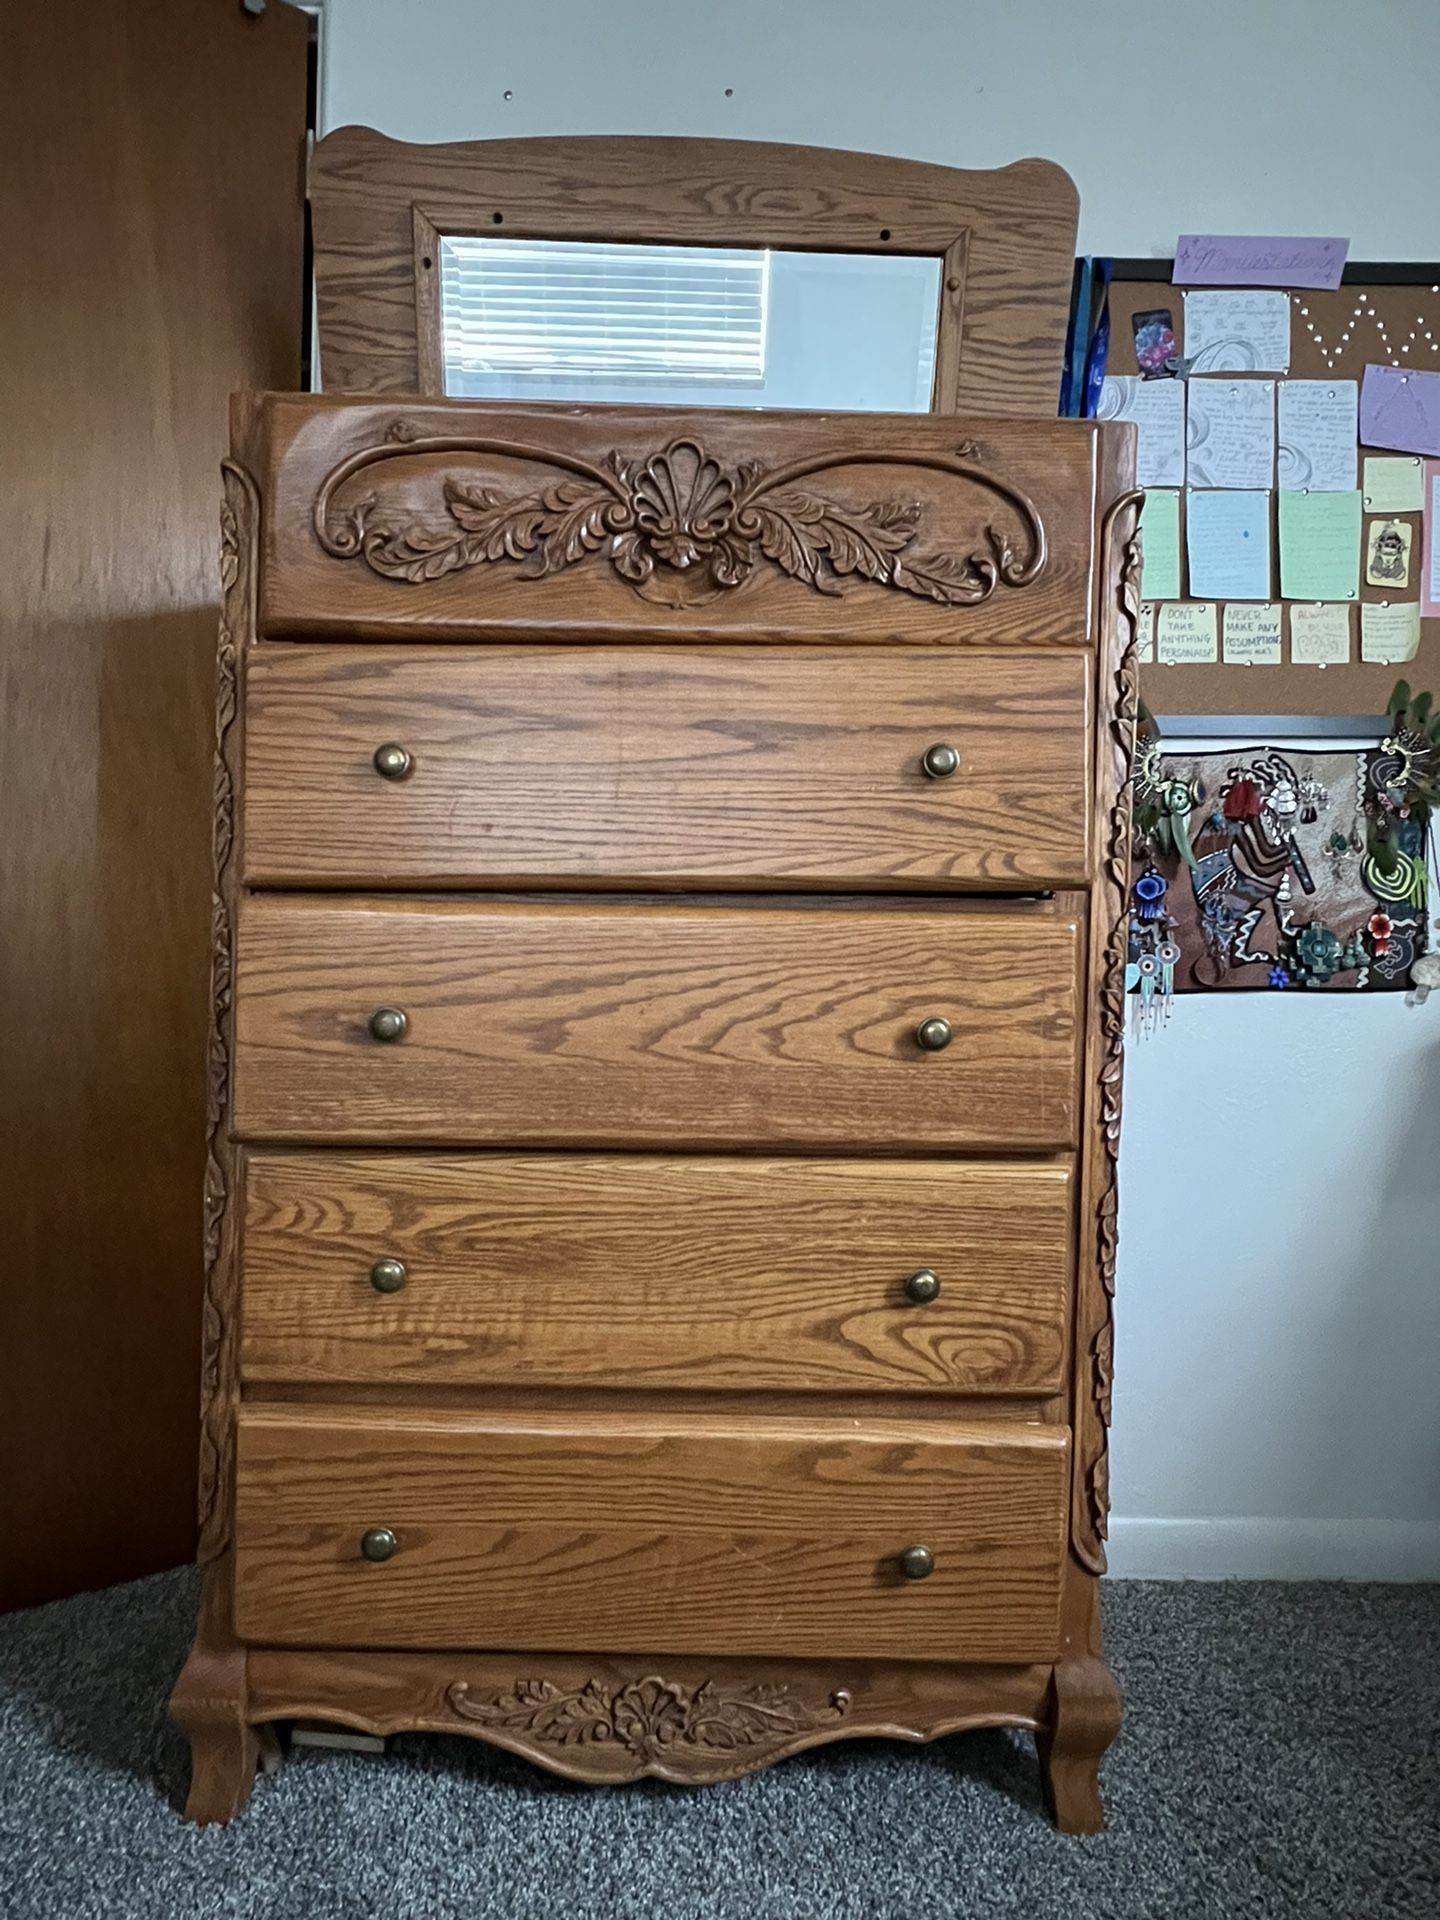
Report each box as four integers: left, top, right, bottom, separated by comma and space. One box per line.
1173, 235, 1348, 291
1363, 456, 1425, 514
1136, 602, 1157, 663
1186, 489, 1271, 600
1156, 601, 1218, 664
1278, 489, 1361, 600
1424, 461, 1440, 619
1187, 380, 1274, 488
1289, 602, 1351, 665
1140, 490, 1182, 600
1097, 375, 1186, 488
1360, 365, 1440, 458
1223, 602, 1283, 666
1277, 380, 1357, 491
1182, 291, 1291, 373
1360, 601, 1421, 665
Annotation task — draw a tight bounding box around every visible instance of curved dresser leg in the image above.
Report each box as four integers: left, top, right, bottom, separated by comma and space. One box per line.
170, 1558, 274, 1825
1036, 1655, 1121, 1834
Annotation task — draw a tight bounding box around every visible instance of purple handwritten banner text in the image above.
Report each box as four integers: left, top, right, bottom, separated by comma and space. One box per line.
1360, 364, 1440, 459
1173, 235, 1349, 291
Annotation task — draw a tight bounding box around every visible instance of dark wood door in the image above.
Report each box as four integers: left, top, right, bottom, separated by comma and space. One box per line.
0, 0, 308, 1609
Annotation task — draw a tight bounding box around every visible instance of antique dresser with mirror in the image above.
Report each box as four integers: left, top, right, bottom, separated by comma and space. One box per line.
172, 130, 1139, 1834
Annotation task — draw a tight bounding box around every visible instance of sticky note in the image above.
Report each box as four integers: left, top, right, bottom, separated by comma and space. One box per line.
1277, 381, 1357, 492
1425, 461, 1440, 619
1173, 236, 1347, 291
1360, 601, 1421, 665
1182, 291, 1291, 373
1362, 455, 1424, 514
1365, 518, 1413, 589
1360, 365, 1440, 458
1186, 380, 1274, 489
1098, 375, 1186, 488
1186, 490, 1271, 599
1139, 490, 1182, 599
1136, 601, 1157, 662
1223, 603, 1283, 666
1156, 601, 1218, 664
1278, 489, 1361, 600
1289, 603, 1351, 665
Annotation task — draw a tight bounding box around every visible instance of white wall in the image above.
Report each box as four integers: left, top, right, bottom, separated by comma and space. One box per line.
318, 0, 1440, 1577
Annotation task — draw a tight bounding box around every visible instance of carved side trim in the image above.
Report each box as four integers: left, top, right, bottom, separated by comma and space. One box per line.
445, 1674, 851, 1777
196, 458, 258, 1564
1071, 487, 1143, 1576
311, 426, 1046, 610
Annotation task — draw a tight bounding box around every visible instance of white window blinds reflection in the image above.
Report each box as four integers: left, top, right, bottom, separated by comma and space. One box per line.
438, 237, 941, 412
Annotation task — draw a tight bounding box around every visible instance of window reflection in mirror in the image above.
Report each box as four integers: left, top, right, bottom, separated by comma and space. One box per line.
438, 237, 942, 411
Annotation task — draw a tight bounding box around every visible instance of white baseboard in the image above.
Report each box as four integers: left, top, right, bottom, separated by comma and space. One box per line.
1105, 1516, 1440, 1581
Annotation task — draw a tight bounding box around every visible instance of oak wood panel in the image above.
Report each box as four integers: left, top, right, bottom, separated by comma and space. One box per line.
243, 645, 1093, 892
243, 396, 1106, 647
233, 1406, 1069, 1661
310, 129, 1078, 417
232, 898, 1081, 1150
0, 0, 306, 1612
239, 1152, 1074, 1394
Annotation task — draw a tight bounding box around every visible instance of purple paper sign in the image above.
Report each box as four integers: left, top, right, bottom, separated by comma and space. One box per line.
1360, 365, 1440, 459
1173, 235, 1349, 291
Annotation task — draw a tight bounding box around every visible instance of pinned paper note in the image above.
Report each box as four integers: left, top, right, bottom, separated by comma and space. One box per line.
1173, 236, 1348, 291
1363, 456, 1425, 514
1186, 489, 1271, 600
1277, 381, 1357, 492
1360, 601, 1421, 665
1097, 375, 1186, 488
1187, 380, 1274, 488
1136, 602, 1157, 663
1278, 489, 1361, 600
1423, 461, 1440, 620
1360, 365, 1440, 458
1182, 291, 1291, 373
1365, 518, 1413, 589
1289, 603, 1351, 665
1139, 490, 1182, 600
1222, 602, 1283, 666
1156, 601, 1218, 664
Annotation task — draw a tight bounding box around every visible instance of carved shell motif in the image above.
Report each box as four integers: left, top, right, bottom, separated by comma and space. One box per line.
312, 428, 1047, 610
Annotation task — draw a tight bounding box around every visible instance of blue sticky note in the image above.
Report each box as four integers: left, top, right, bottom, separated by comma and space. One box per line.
1185, 489, 1272, 600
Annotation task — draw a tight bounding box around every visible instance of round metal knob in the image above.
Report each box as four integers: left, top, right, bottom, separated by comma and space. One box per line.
915, 1016, 952, 1052
373, 742, 413, 781
921, 742, 960, 780
904, 1268, 941, 1305
360, 1527, 397, 1563
368, 1007, 408, 1044
899, 1545, 935, 1581
369, 1257, 408, 1295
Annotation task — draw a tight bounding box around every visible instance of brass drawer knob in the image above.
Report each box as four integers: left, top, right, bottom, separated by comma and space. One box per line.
360, 1527, 397, 1563
915, 1016, 952, 1052
899, 1544, 935, 1581
920, 742, 960, 780
370, 1257, 408, 1294
372, 742, 413, 780
368, 1007, 408, 1044
904, 1268, 941, 1305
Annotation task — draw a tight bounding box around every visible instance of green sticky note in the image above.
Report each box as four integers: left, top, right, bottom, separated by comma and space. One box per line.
1140, 489, 1182, 600
1278, 489, 1361, 601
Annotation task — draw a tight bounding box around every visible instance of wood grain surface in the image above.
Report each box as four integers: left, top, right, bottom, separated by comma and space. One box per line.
243, 396, 1106, 648
243, 644, 1092, 891
233, 1406, 1069, 1660
239, 1152, 1074, 1393
232, 897, 1081, 1149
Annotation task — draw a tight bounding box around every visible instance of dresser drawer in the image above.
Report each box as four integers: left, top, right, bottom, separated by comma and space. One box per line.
239, 1152, 1074, 1394
232, 898, 1081, 1150
232, 1407, 1069, 1661
243, 646, 1092, 892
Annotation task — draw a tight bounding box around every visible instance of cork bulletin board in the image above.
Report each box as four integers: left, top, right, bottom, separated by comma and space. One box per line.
1104, 270, 1440, 721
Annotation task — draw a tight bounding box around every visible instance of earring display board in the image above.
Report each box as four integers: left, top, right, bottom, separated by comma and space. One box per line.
1104, 274, 1440, 719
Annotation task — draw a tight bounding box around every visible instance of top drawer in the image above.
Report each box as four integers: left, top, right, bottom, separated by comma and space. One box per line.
243, 396, 1114, 646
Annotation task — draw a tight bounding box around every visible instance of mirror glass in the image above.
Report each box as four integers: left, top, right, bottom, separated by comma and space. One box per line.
438, 236, 942, 411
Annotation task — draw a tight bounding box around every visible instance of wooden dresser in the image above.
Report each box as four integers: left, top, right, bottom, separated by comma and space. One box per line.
172, 392, 1140, 1833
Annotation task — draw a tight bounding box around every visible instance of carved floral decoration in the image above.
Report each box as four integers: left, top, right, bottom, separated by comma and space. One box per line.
312, 425, 1046, 610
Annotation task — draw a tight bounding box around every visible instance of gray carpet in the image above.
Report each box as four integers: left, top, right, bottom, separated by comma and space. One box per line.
0, 1570, 1436, 1919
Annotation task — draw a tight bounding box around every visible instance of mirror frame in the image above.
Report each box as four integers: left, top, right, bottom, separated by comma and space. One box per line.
310, 128, 1078, 417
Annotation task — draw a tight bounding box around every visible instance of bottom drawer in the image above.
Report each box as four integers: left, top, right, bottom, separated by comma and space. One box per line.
233, 1407, 1069, 1662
